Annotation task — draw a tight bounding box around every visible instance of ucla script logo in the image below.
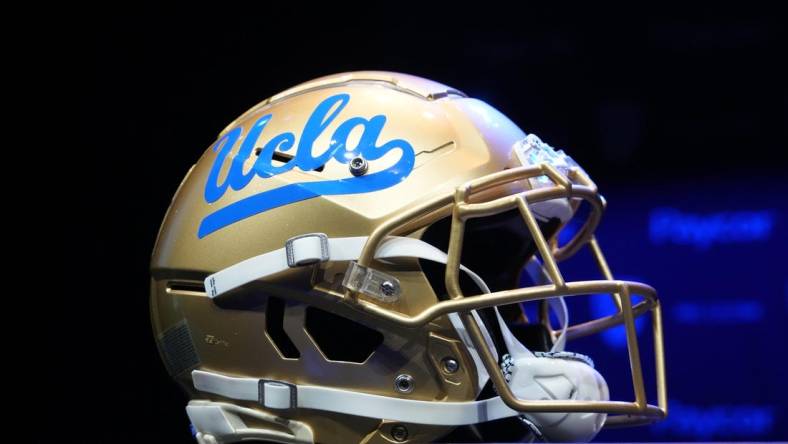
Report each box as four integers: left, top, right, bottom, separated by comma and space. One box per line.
199, 93, 415, 238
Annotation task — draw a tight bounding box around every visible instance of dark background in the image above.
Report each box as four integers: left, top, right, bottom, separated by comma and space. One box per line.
65, 4, 786, 443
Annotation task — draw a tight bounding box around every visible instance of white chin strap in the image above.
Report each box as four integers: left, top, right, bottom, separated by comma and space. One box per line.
197, 234, 608, 442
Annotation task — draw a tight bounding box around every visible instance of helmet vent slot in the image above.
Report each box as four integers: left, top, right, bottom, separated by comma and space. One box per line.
167, 281, 206, 295
254, 148, 325, 172
304, 307, 383, 363
265, 297, 301, 359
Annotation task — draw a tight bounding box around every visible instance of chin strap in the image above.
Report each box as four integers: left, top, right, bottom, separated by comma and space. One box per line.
205, 233, 504, 391
196, 233, 603, 442
203, 234, 569, 364
191, 369, 526, 426
203, 233, 571, 393
190, 347, 605, 440
206, 233, 493, 299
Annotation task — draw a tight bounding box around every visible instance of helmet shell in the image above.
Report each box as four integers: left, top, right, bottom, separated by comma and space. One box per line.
151, 71, 529, 443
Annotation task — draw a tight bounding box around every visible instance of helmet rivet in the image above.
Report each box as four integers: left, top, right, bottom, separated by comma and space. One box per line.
349, 156, 368, 176
394, 374, 414, 393
390, 424, 408, 442
441, 357, 459, 374
380, 280, 397, 297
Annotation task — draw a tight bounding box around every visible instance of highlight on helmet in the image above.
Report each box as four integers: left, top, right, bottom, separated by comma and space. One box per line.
150, 71, 667, 444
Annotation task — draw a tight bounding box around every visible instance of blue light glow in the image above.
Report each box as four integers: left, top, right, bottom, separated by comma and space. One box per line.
654, 399, 775, 439
588, 293, 645, 348
557, 216, 581, 246
649, 208, 774, 249
673, 300, 764, 324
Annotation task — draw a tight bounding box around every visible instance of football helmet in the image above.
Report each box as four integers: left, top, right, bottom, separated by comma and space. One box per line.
150, 71, 667, 444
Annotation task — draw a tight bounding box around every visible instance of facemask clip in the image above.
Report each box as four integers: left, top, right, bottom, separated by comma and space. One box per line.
342, 261, 401, 303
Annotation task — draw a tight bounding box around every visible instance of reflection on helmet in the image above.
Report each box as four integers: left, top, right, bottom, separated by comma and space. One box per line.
151, 71, 667, 444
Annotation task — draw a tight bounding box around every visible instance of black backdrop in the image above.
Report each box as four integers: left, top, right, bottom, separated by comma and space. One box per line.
65, 5, 786, 443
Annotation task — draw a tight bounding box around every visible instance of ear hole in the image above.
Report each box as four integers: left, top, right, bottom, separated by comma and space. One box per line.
304, 307, 383, 363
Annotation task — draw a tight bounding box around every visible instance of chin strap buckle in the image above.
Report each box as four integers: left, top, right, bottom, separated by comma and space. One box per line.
258, 379, 298, 410
285, 233, 330, 267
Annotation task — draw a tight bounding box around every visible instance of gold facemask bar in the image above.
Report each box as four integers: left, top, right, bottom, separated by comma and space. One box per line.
341, 162, 667, 428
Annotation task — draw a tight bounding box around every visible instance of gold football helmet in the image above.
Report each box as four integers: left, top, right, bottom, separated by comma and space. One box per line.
150, 71, 667, 444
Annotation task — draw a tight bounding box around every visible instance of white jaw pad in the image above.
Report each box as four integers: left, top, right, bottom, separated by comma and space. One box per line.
511, 355, 610, 442
498, 259, 607, 442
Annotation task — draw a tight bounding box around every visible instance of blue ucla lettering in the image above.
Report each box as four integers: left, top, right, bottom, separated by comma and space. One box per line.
199, 93, 415, 238
292, 93, 349, 171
